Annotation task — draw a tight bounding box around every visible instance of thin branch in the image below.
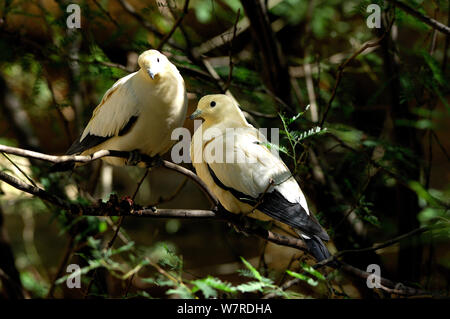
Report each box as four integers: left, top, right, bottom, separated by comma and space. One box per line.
224, 9, 240, 91
386, 0, 450, 35
92, 0, 119, 27
157, 0, 190, 50
442, 4, 450, 70
1, 152, 37, 187
47, 234, 75, 298
334, 226, 430, 257
432, 130, 450, 162
192, 18, 249, 57
160, 160, 217, 207
148, 176, 188, 206
43, 75, 73, 146
238, 108, 277, 119
319, 19, 394, 127
247, 178, 274, 214
87, 59, 135, 73
264, 225, 439, 298
339, 261, 436, 297
107, 168, 150, 249
0, 144, 218, 206
116, 0, 183, 51
132, 169, 150, 200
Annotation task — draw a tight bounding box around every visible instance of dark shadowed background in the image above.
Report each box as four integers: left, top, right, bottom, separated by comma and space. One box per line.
0, 0, 449, 299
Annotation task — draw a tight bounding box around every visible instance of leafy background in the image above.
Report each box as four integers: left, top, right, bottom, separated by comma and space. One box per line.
0, 0, 448, 298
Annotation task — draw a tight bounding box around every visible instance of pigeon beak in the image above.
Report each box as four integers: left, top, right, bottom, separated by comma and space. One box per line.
147, 68, 156, 80
189, 109, 202, 120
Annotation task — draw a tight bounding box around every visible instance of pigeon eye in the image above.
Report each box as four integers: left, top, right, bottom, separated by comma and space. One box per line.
157, 58, 160, 63
210, 101, 216, 107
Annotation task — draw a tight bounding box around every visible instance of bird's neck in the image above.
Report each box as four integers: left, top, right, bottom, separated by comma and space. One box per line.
202, 115, 251, 134
137, 67, 183, 98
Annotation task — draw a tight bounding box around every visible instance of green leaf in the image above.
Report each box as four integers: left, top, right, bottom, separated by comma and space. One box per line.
421, 51, 446, 86
98, 221, 108, 233
300, 263, 326, 281
290, 127, 327, 143
166, 286, 195, 299
286, 270, 319, 286
141, 276, 175, 287
418, 208, 449, 225
262, 142, 290, 156
110, 241, 135, 256
240, 257, 262, 281
236, 281, 266, 293
192, 276, 236, 294
21, 271, 48, 298
288, 113, 303, 124
193, 0, 213, 23
363, 214, 380, 227
408, 181, 441, 207
191, 280, 218, 298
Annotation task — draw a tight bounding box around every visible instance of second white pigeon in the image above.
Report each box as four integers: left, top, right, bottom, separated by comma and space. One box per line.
190, 94, 331, 262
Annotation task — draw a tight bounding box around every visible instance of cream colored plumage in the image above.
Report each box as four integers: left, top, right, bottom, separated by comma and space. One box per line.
58, 49, 187, 168
190, 94, 331, 261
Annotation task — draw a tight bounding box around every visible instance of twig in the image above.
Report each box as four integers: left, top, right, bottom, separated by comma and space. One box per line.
224, 9, 240, 91
238, 108, 277, 119
1, 152, 37, 187
132, 169, 150, 200
334, 226, 430, 257
107, 169, 150, 249
92, 0, 119, 27
116, 0, 183, 51
43, 75, 73, 146
264, 225, 438, 298
339, 261, 435, 296
319, 19, 394, 127
87, 59, 135, 73
386, 0, 450, 35
334, 169, 374, 231
124, 273, 135, 297
106, 216, 125, 249
47, 234, 75, 298
431, 131, 450, 162
149, 176, 188, 206
247, 178, 274, 214
192, 18, 249, 57
442, 5, 450, 70
157, 0, 190, 50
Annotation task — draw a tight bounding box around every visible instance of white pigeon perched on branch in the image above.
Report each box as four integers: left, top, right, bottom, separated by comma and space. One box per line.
53, 49, 187, 170
190, 94, 331, 262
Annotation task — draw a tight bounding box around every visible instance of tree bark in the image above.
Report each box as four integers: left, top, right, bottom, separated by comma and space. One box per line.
241, 0, 293, 110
